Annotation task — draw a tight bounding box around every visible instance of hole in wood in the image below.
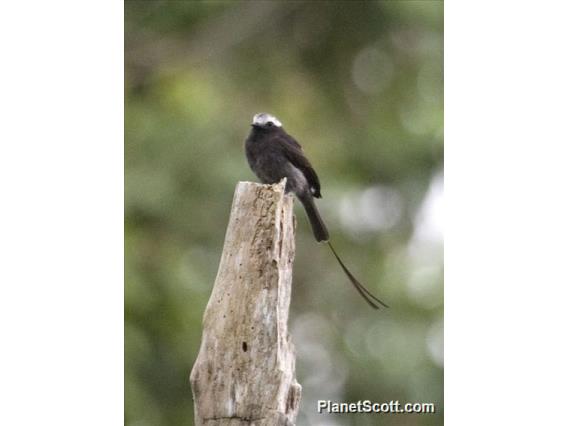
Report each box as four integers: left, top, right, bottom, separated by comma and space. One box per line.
242, 341, 248, 352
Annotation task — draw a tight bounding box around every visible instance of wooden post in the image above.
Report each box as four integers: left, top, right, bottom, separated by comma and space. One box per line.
190, 180, 302, 426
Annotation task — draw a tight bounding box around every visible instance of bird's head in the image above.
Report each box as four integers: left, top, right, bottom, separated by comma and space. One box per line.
251, 113, 282, 130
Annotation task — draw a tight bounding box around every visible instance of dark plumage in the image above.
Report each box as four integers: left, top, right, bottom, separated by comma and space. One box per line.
245, 113, 328, 242
244, 113, 388, 309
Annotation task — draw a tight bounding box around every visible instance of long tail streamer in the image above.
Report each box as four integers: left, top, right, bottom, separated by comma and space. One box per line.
327, 242, 389, 310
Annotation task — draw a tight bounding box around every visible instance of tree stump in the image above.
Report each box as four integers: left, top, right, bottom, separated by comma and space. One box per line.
190, 179, 302, 426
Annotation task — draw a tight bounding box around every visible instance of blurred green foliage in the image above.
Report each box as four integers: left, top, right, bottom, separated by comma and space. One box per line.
125, 1, 443, 425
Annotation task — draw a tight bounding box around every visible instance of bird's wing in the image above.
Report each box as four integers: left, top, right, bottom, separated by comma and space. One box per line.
275, 135, 322, 198
282, 133, 303, 150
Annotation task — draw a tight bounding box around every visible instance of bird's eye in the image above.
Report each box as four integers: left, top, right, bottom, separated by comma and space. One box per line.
266, 121, 273, 127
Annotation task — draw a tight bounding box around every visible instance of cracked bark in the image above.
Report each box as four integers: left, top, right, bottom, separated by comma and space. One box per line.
190, 180, 302, 426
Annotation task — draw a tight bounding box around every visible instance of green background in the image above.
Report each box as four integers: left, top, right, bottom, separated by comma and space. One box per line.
125, 1, 443, 425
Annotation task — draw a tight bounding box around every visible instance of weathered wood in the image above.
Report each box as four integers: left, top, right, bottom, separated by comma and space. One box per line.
190, 180, 301, 426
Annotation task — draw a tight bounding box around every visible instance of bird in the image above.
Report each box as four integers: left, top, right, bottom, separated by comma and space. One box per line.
245, 112, 388, 309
